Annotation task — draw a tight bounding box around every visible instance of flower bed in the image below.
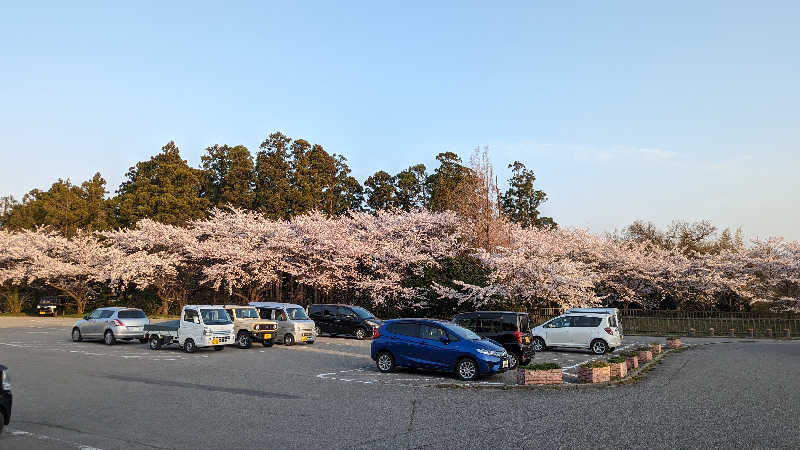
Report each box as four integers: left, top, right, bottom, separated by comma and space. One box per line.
622, 351, 639, 369
649, 343, 662, 355
666, 337, 682, 349
607, 356, 627, 379
637, 349, 653, 364
516, 363, 563, 385
577, 360, 610, 383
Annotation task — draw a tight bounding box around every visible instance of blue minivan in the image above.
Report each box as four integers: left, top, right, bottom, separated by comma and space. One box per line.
370, 319, 510, 381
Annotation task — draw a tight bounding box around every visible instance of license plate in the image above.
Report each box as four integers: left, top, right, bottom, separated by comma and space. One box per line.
301, 336, 307, 342
211, 338, 219, 345
263, 333, 271, 339
525, 337, 530, 343
502, 360, 509, 368
39, 311, 45, 314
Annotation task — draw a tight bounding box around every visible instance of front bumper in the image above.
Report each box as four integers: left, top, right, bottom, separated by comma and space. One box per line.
252, 330, 276, 343
297, 331, 315, 343
202, 334, 234, 346
476, 354, 511, 375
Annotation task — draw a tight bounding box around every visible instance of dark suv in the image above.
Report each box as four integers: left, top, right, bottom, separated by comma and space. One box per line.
308, 304, 382, 340
452, 311, 534, 369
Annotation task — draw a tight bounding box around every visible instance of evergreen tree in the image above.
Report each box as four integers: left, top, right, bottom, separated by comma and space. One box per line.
111, 141, 208, 227
254, 132, 292, 220
500, 161, 555, 229
427, 152, 471, 212
394, 164, 427, 211
200, 144, 255, 209
364, 170, 396, 211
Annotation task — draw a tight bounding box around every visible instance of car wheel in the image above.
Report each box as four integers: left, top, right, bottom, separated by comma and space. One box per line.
104, 330, 116, 346
314, 325, 322, 336
149, 335, 162, 350
376, 351, 395, 373
184, 338, 197, 353
262, 341, 273, 347
284, 334, 295, 346
508, 352, 521, 370
533, 337, 546, 352
456, 358, 479, 381
71, 328, 82, 342
590, 339, 608, 355
237, 332, 252, 349
214, 345, 224, 351
354, 327, 367, 340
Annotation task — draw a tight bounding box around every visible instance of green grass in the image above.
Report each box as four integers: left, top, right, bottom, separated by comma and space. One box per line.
607, 356, 626, 364
519, 362, 561, 370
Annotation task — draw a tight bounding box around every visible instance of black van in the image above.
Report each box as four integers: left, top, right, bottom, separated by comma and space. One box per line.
452, 311, 534, 369
308, 304, 382, 340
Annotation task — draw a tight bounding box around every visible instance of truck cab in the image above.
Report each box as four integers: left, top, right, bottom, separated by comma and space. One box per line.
223, 305, 279, 348
145, 305, 235, 353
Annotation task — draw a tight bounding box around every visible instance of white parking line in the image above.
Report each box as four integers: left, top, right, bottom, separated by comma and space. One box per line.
8, 429, 103, 450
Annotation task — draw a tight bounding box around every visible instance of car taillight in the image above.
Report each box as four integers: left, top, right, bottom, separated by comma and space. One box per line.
112, 319, 124, 327
604, 327, 613, 335
373, 327, 380, 339
514, 331, 522, 343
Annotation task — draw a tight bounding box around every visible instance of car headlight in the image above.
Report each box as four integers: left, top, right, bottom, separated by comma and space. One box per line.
477, 348, 504, 358
2, 369, 10, 391
365, 321, 379, 328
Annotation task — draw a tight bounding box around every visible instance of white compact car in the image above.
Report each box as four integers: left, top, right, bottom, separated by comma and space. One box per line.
531, 308, 623, 355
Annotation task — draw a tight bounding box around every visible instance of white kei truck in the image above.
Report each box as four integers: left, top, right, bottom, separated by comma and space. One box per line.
144, 305, 235, 353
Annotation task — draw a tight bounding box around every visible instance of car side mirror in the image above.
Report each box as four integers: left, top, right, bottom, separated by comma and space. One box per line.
439, 336, 449, 344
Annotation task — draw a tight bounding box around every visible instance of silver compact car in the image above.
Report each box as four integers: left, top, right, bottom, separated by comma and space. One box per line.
71, 307, 150, 345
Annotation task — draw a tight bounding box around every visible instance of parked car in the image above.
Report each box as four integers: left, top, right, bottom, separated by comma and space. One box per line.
308, 304, 382, 340
36, 298, 59, 316
145, 305, 235, 353
531, 308, 623, 355
452, 311, 535, 369
371, 319, 510, 381
71, 307, 150, 345
223, 305, 279, 348
0, 364, 10, 434
250, 302, 316, 346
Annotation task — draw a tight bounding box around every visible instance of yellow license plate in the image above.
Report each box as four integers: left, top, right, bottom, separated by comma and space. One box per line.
263, 333, 271, 339
39, 311, 45, 314
301, 336, 307, 342
525, 337, 530, 343
211, 338, 219, 345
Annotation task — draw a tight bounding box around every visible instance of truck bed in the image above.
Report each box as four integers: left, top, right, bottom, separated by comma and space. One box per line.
144, 320, 180, 332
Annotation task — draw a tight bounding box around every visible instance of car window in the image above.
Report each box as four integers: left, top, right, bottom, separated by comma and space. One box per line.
118, 310, 146, 319
286, 307, 308, 320
502, 315, 518, 332
518, 314, 529, 331
323, 306, 336, 316
478, 318, 501, 333
609, 315, 617, 327
572, 316, 602, 327
419, 324, 446, 340
100, 310, 115, 319
548, 317, 568, 328
87, 309, 103, 319
275, 309, 288, 321
309, 305, 322, 316
235, 308, 259, 319
457, 318, 477, 331
225, 309, 235, 319
388, 322, 418, 337
201, 308, 232, 325
184, 309, 198, 322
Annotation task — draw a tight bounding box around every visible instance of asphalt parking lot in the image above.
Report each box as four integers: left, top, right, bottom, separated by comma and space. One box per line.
1, 317, 799, 449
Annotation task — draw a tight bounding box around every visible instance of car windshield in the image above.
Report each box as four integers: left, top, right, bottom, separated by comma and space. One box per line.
443, 323, 481, 341
286, 307, 309, 320
200, 309, 233, 325
350, 306, 374, 319
235, 308, 260, 319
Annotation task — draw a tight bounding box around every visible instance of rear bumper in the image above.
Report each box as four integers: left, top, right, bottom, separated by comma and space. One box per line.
110, 326, 145, 339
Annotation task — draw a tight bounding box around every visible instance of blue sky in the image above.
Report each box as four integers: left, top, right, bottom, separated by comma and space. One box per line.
1, 2, 798, 239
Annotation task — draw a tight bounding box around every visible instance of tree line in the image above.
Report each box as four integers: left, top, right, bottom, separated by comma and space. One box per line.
0, 132, 555, 239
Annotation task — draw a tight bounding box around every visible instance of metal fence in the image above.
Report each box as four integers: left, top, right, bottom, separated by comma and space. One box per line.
527, 308, 800, 338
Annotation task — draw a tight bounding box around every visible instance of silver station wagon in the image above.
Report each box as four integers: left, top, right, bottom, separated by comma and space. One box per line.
71, 307, 150, 345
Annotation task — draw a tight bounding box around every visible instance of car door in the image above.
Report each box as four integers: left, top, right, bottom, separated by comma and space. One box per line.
544, 316, 571, 346
566, 315, 594, 348
387, 322, 420, 367
181, 309, 202, 345
338, 307, 359, 335
322, 306, 339, 334
97, 310, 115, 335
81, 309, 103, 337
416, 324, 458, 370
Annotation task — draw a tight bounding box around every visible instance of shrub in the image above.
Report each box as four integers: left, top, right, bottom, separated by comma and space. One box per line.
520, 362, 561, 370
607, 356, 626, 364
580, 360, 609, 369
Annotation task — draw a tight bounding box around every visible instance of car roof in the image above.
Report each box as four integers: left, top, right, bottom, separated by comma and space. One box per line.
249, 302, 303, 309
309, 303, 360, 308
454, 311, 527, 316
384, 318, 451, 325
184, 305, 225, 309
222, 304, 256, 308
97, 307, 141, 311
565, 308, 618, 315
